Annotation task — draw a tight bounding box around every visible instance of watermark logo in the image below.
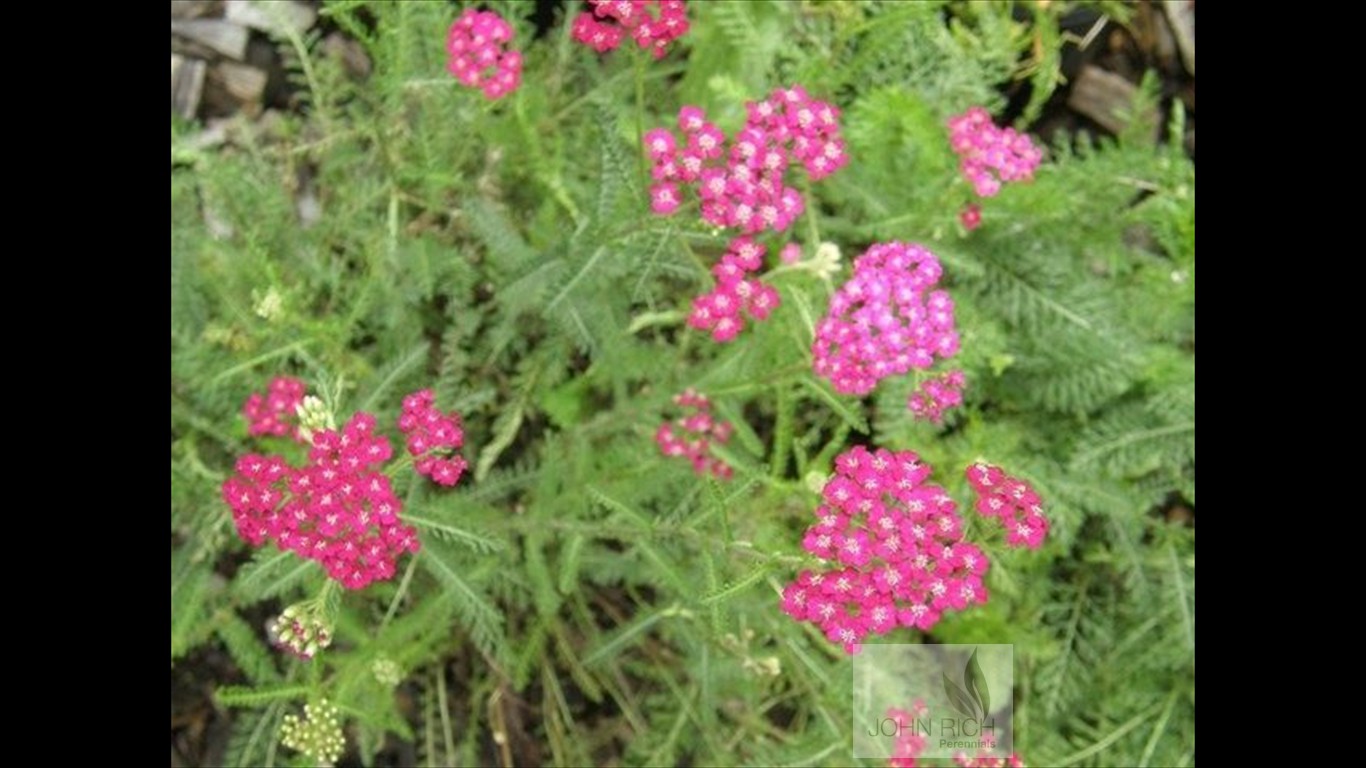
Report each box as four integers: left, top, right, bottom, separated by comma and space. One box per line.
943, 647, 989, 723
852, 644, 1014, 760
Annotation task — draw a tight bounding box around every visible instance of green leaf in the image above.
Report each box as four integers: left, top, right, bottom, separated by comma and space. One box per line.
699, 561, 773, 605
216, 684, 311, 708
799, 376, 870, 434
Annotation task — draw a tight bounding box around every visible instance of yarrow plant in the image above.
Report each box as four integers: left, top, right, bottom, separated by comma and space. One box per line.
686, 236, 782, 342
780, 446, 990, 653
243, 376, 306, 439
644, 85, 846, 234
813, 242, 959, 396
572, 0, 689, 58
966, 463, 1050, 549
446, 8, 522, 100
398, 389, 468, 487
907, 370, 966, 423
221, 409, 420, 590
655, 388, 734, 479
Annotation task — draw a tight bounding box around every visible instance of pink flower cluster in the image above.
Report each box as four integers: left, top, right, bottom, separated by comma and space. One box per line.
947, 107, 1042, 198
780, 446, 989, 653
221, 412, 420, 590
959, 202, 982, 231
966, 463, 1049, 550
446, 9, 522, 100
812, 242, 960, 396
644, 85, 846, 233
243, 376, 306, 439
907, 370, 966, 423
655, 389, 734, 479
398, 389, 468, 487
572, 0, 689, 58
886, 702, 929, 768
686, 236, 782, 342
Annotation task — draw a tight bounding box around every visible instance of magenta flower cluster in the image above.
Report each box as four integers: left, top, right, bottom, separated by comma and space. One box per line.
813, 242, 960, 396
780, 446, 990, 653
243, 376, 306, 439
966, 463, 1049, 549
222, 412, 420, 590
948, 107, 1043, 198
655, 388, 734, 479
907, 369, 966, 423
572, 0, 689, 58
398, 389, 468, 487
643, 85, 846, 233
446, 9, 523, 100
685, 236, 782, 342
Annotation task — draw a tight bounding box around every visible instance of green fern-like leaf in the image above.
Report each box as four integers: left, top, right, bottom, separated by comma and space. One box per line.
421, 540, 507, 663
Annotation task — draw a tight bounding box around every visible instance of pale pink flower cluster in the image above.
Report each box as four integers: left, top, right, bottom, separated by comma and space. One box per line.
243, 376, 306, 439
780, 446, 989, 653
886, 702, 929, 768
446, 9, 522, 100
686, 236, 782, 342
966, 463, 1049, 550
812, 242, 959, 396
222, 413, 420, 590
572, 0, 689, 58
644, 85, 846, 233
398, 389, 468, 487
655, 389, 734, 479
907, 370, 966, 423
947, 107, 1042, 198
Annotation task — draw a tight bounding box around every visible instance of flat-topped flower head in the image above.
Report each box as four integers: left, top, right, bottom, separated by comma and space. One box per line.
907, 370, 966, 423
947, 107, 1043, 198
243, 376, 307, 439
398, 389, 468, 488
280, 699, 345, 766
642, 86, 846, 235
965, 462, 1050, 550
447, 9, 522, 100
222, 410, 420, 590
685, 236, 783, 343
655, 388, 734, 479
813, 243, 959, 396
781, 447, 989, 652
572, 0, 690, 59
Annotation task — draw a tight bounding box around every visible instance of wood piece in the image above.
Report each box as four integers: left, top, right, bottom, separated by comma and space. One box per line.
1164, 0, 1195, 76
206, 62, 268, 115
170, 1, 220, 20
1067, 65, 1138, 135
171, 53, 207, 119
171, 18, 248, 60
324, 32, 372, 79
224, 0, 316, 37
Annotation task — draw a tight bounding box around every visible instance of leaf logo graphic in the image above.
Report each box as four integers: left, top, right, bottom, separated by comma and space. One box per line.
942, 648, 990, 721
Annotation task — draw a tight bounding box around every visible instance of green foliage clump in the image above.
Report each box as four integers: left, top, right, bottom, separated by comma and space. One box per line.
172, 3, 1193, 766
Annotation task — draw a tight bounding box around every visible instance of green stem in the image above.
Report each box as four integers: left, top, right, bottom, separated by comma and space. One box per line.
378, 553, 420, 635
770, 385, 793, 479
634, 51, 649, 192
